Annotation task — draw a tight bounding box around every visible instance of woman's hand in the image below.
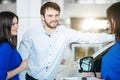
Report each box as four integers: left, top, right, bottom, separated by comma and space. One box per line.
82, 72, 95, 77
7, 59, 28, 79
82, 72, 101, 80
19, 59, 28, 70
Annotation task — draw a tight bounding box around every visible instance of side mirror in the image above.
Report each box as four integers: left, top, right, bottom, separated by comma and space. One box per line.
78, 42, 114, 73
78, 56, 93, 72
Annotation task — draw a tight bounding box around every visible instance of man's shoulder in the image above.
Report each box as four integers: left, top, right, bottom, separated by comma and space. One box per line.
58, 25, 71, 31
26, 26, 42, 34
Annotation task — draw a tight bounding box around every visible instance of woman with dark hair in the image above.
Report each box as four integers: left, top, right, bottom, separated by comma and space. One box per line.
81, 2, 120, 80
0, 11, 28, 80
101, 2, 120, 80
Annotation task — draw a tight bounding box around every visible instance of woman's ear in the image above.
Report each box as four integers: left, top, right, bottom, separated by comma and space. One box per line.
110, 18, 116, 34
107, 18, 116, 34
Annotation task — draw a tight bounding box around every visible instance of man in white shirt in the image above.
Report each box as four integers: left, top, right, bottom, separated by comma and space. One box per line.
18, 2, 115, 80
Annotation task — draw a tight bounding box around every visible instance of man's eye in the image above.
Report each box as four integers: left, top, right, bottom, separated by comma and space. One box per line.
49, 15, 52, 17
56, 14, 59, 17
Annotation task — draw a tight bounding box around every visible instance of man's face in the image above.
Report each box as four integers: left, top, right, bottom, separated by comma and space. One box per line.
42, 8, 60, 29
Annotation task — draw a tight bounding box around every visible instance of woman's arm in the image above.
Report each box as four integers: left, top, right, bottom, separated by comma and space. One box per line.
6, 59, 28, 79
82, 72, 101, 79
96, 72, 101, 79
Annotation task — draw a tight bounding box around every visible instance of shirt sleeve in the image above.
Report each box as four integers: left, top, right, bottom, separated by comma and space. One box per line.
68, 29, 115, 44
0, 43, 12, 80
18, 31, 32, 60
18, 31, 32, 80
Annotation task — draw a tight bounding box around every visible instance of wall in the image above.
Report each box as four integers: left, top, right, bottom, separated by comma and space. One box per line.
64, 3, 113, 18
16, 0, 42, 47
0, 3, 16, 13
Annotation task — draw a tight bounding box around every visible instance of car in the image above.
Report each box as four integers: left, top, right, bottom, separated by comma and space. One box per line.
77, 42, 114, 76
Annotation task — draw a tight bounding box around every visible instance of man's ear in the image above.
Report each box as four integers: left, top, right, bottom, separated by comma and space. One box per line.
41, 15, 44, 20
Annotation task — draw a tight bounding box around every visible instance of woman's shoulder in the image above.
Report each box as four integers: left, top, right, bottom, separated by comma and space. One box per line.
105, 41, 120, 55
0, 42, 13, 57
112, 41, 120, 48
0, 42, 12, 50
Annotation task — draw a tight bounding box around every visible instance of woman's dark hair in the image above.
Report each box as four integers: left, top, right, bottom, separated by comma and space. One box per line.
40, 2, 60, 16
107, 2, 120, 41
0, 11, 18, 48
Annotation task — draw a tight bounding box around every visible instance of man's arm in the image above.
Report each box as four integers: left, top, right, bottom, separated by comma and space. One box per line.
68, 29, 115, 44
18, 31, 32, 80
80, 33, 115, 44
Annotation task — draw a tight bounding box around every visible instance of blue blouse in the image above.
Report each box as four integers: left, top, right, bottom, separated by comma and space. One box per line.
0, 42, 22, 80
101, 41, 120, 80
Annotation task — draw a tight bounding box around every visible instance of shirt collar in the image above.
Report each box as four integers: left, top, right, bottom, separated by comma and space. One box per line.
40, 24, 60, 35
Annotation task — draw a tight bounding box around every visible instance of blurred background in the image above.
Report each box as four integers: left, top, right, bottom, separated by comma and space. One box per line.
1, 0, 120, 36
1, 0, 120, 33
0, 0, 119, 79
0, 0, 119, 62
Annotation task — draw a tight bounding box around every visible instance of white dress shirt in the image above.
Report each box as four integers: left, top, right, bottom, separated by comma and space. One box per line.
18, 25, 115, 80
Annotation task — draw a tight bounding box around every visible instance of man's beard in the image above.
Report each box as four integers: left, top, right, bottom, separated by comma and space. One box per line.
44, 20, 58, 29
